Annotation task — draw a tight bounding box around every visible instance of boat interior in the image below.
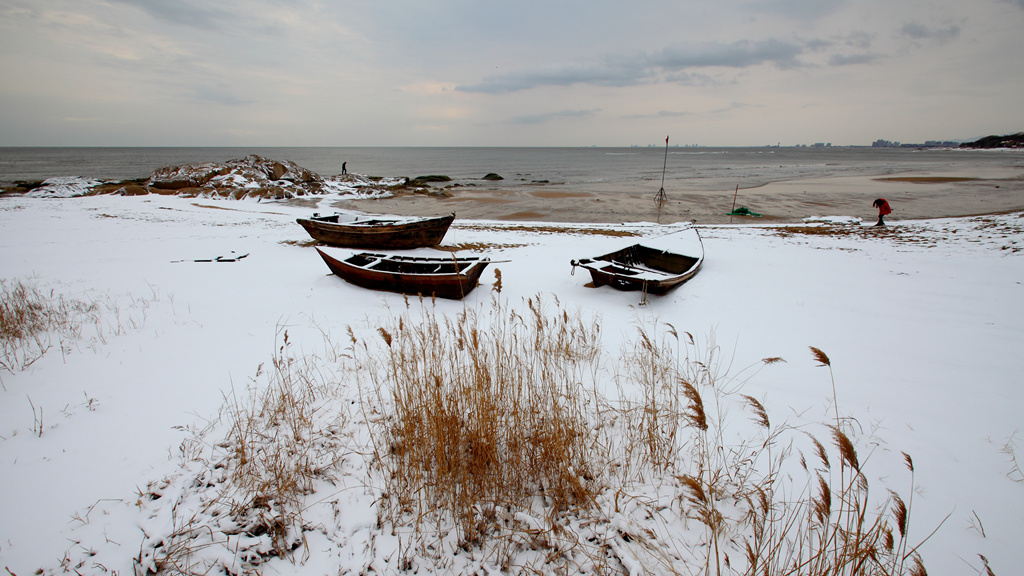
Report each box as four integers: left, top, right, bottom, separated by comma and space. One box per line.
597, 245, 700, 275
345, 253, 478, 274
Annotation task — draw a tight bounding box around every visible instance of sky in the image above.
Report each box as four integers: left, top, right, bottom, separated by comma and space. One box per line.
1, 0, 1022, 147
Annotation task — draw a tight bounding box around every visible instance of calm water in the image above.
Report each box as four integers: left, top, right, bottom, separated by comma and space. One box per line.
1, 146, 1020, 193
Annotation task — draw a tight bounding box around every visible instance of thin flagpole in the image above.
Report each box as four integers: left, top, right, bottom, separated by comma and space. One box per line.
729, 184, 740, 223
655, 136, 669, 211
660, 135, 669, 191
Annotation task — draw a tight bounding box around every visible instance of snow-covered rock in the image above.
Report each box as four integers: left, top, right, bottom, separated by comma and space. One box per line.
148, 162, 228, 190
25, 176, 106, 198
6, 156, 416, 201
148, 155, 319, 191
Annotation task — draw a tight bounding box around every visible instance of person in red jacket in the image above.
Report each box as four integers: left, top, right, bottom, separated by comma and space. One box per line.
873, 198, 892, 226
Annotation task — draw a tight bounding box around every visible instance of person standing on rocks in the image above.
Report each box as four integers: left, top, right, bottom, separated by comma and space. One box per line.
342, 162, 347, 175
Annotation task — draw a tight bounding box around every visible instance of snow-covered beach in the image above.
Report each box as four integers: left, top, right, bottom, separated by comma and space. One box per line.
1, 189, 1022, 575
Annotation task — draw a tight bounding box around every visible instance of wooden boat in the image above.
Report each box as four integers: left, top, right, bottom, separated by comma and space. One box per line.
315, 248, 490, 299
570, 234, 704, 295
296, 213, 455, 249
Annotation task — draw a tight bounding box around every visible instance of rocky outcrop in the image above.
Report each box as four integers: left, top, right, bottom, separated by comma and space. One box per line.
148, 155, 319, 191
2, 180, 46, 194
149, 162, 229, 190
228, 154, 319, 183
2, 155, 441, 201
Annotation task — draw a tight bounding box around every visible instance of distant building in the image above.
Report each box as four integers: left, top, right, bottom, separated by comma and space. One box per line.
873, 138, 958, 148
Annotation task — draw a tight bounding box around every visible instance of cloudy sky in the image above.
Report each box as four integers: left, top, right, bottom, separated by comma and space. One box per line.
1, 0, 1022, 147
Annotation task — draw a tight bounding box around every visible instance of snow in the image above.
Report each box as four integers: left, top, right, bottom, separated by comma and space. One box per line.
803, 215, 864, 224
0, 194, 1021, 575
319, 174, 404, 198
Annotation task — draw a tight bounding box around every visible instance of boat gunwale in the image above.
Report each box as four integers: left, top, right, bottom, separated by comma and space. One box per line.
343, 252, 487, 277
296, 213, 456, 249
315, 247, 490, 299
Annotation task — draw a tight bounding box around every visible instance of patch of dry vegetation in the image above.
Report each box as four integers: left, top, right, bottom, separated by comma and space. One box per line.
279, 238, 320, 248
125, 292, 936, 575
344, 294, 931, 574
769, 213, 1024, 252
435, 241, 529, 252
457, 223, 642, 238
768, 224, 900, 240
279, 239, 527, 251
963, 214, 1024, 253
0, 278, 154, 374
134, 330, 350, 575
355, 294, 603, 555
875, 177, 979, 184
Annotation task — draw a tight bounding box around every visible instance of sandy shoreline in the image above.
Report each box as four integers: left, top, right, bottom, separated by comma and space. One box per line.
326, 166, 1024, 224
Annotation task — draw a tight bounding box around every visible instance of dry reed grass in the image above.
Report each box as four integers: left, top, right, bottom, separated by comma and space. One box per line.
769, 213, 1024, 253
348, 295, 932, 574
128, 298, 934, 575
353, 292, 604, 553
221, 330, 342, 554
1, 278, 92, 372
768, 224, 900, 240
721, 346, 930, 576
1004, 431, 1024, 483
435, 241, 528, 252
279, 238, 319, 248
457, 223, 642, 237
1, 277, 154, 374
135, 329, 348, 575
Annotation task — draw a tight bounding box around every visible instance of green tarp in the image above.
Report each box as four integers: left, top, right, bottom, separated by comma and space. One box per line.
727, 206, 762, 217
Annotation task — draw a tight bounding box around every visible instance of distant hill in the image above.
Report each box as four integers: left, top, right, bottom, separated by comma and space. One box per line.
960, 132, 1024, 149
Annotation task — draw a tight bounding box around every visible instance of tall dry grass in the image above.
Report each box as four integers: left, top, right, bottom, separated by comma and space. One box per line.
350, 294, 932, 575
352, 291, 604, 550
1, 277, 97, 372
1, 277, 155, 374
127, 290, 933, 575
221, 329, 343, 554
135, 329, 349, 575
663, 342, 930, 576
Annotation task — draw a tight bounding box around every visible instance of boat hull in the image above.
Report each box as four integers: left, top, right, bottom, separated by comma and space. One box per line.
296, 213, 455, 249
316, 248, 489, 300
572, 243, 703, 295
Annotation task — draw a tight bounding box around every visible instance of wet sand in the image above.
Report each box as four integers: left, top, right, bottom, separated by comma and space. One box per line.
326, 164, 1024, 224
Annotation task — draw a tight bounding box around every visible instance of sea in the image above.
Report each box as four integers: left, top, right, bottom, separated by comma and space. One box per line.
1, 146, 1021, 194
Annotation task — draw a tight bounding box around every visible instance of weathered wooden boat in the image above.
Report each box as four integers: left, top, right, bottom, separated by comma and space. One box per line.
315, 248, 490, 299
296, 213, 455, 249
570, 233, 704, 295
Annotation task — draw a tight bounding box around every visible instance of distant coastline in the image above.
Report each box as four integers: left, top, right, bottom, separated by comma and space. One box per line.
959, 131, 1024, 149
